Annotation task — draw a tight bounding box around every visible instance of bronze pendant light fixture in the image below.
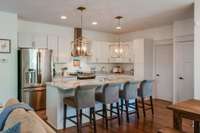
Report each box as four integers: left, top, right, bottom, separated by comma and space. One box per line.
71, 6, 89, 57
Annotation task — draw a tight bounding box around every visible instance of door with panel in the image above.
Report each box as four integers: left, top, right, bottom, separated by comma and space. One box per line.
175, 41, 194, 102
155, 44, 173, 101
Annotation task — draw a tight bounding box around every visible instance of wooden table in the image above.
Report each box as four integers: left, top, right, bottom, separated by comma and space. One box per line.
168, 99, 200, 133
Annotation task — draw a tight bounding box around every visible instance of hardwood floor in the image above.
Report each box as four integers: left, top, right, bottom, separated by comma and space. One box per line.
38, 99, 194, 133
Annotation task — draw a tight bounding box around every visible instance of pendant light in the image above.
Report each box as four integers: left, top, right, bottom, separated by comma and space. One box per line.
115, 16, 123, 57
71, 6, 89, 57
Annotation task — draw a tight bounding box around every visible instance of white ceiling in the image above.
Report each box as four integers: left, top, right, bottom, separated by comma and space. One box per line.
0, 0, 194, 33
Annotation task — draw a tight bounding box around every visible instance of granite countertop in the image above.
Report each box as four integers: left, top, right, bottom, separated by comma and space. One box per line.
46, 74, 135, 90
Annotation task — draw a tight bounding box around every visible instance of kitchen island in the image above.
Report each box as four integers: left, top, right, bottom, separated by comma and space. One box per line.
46, 74, 135, 130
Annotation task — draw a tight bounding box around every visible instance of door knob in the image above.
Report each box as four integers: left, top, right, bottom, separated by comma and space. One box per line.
179, 77, 184, 80
156, 74, 160, 77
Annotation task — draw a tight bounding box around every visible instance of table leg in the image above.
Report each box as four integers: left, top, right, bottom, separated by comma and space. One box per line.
194, 121, 200, 133
173, 111, 182, 131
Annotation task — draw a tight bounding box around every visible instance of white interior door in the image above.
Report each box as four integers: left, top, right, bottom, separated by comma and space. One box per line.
175, 41, 194, 102
155, 44, 173, 101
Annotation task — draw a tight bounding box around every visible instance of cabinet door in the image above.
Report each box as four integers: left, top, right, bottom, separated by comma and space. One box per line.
18, 32, 34, 48
133, 39, 144, 63
33, 33, 48, 48
58, 36, 71, 63
134, 63, 144, 80
97, 42, 109, 63
87, 41, 98, 63
128, 42, 134, 63
48, 35, 58, 63
18, 32, 48, 48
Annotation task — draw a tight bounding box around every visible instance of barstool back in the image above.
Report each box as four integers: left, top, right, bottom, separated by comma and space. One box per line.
103, 83, 120, 104
123, 81, 138, 100
75, 85, 97, 109
139, 80, 153, 97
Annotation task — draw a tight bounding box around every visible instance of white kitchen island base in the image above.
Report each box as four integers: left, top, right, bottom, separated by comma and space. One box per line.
47, 85, 111, 130
46, 75, 135, 130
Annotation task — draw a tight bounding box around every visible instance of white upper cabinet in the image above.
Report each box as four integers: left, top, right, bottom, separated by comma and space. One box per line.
18, 32, 34, 48
33, 33, 48, 48
88, 41, 109, 63
133, 39, 153, 80
18, 32, 47, 48
47, 35, 58, 63
98, 41, 109, 63
58, 36, 71, 63
133, 39, 145, 64
87, 41, 98, 63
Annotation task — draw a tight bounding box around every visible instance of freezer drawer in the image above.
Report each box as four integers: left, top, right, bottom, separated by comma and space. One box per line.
23, 87, 46, 111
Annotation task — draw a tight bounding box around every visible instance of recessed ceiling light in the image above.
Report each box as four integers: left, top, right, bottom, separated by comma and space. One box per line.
92, 21, 98, 25
60, 16, 67, 20
116, 26, 121, 30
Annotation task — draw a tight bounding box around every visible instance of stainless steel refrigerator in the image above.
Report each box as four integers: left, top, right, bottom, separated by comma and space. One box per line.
18, 48, 52, 110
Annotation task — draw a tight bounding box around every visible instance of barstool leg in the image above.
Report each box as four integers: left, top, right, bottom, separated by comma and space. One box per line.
89, 108, 92, 124
141, 97, 146, 117
150, 96, 154, 115
63, 104, 67, 129
125, 100, 129, 123
102, 104, 105, 123
103, 104, 108, 129
76, 109, 81, 133
92, 107, 96, 133
110, 104, 113, 118
116, 102, 120, 125
135, 99, 139, 119
120, 99, 123, 116
80, 109, 82, 126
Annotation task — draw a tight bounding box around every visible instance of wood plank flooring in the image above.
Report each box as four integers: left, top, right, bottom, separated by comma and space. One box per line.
37, 99, 194, 133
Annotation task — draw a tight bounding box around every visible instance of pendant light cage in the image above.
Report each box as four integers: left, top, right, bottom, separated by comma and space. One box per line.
71, 6, 90, 56
114, 16, 123, 57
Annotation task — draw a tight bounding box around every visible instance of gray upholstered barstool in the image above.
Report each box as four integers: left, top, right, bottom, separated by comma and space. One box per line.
137, 80, 154, 117
63, 85, 97, 133
120, 81, 139, 122
95, 83, 121, 129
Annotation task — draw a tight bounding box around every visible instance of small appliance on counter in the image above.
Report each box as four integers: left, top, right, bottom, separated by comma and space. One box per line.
112, 66, 124, 74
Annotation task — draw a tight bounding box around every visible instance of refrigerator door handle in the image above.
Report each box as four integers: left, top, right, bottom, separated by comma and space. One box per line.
37, 51, 41, 83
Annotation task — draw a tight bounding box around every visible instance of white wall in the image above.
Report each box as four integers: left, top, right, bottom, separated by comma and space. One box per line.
18, 20, 118, 42
0, 12, 18, 104
194, 0, 200, 99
